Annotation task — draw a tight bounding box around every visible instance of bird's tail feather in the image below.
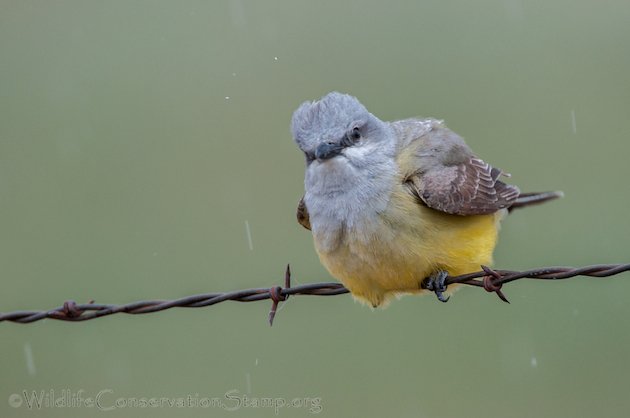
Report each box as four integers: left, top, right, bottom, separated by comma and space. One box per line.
509, 191, 564, 212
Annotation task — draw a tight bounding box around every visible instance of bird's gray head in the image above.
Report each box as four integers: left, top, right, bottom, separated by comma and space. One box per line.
291, 92, 395, 166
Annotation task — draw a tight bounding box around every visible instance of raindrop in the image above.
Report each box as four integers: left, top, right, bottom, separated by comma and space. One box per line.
24, 343, 36, 376
244, 220, 254, 250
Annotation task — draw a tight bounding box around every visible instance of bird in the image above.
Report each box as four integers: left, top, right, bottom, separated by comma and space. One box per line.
291, 91, 562, 307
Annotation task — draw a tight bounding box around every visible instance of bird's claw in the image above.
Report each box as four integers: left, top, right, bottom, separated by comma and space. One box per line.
422, 270, 450, 303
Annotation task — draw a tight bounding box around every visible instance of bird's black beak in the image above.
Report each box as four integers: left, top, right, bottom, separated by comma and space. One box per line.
315, 141, 343, 161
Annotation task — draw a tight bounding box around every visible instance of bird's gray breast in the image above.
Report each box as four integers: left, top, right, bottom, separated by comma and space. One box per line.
304, 158, 397, 253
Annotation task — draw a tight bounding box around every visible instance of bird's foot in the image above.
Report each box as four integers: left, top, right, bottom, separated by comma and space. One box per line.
422, 270, 450, 303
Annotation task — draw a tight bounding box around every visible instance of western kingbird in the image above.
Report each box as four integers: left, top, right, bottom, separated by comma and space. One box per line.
291, 92, 561, 307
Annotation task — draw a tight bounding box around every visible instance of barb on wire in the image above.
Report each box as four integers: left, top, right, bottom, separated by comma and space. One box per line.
1, 263, 629, 326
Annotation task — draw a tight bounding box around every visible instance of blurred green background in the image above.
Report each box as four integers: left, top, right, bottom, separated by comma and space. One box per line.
1, 1, 629, 417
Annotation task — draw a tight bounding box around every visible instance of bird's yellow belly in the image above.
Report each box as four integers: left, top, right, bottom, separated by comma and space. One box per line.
314, 190, 503, 307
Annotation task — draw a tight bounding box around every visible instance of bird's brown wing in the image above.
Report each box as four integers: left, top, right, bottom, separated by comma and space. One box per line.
297, 197, 311, 230
395, 119, 520, 216
405, 157, 520, 215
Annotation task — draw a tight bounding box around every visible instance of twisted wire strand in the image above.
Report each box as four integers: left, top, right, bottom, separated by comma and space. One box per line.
1, 263, 629, 325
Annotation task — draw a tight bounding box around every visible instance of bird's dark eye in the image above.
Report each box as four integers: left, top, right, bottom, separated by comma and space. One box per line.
348, 127, 361, 142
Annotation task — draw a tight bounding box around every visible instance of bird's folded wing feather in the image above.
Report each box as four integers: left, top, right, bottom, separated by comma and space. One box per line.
394, 119, 520, 216
297, 197, 311, 230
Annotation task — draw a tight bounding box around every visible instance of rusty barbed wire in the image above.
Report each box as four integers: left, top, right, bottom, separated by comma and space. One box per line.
1, 263, 629, 326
